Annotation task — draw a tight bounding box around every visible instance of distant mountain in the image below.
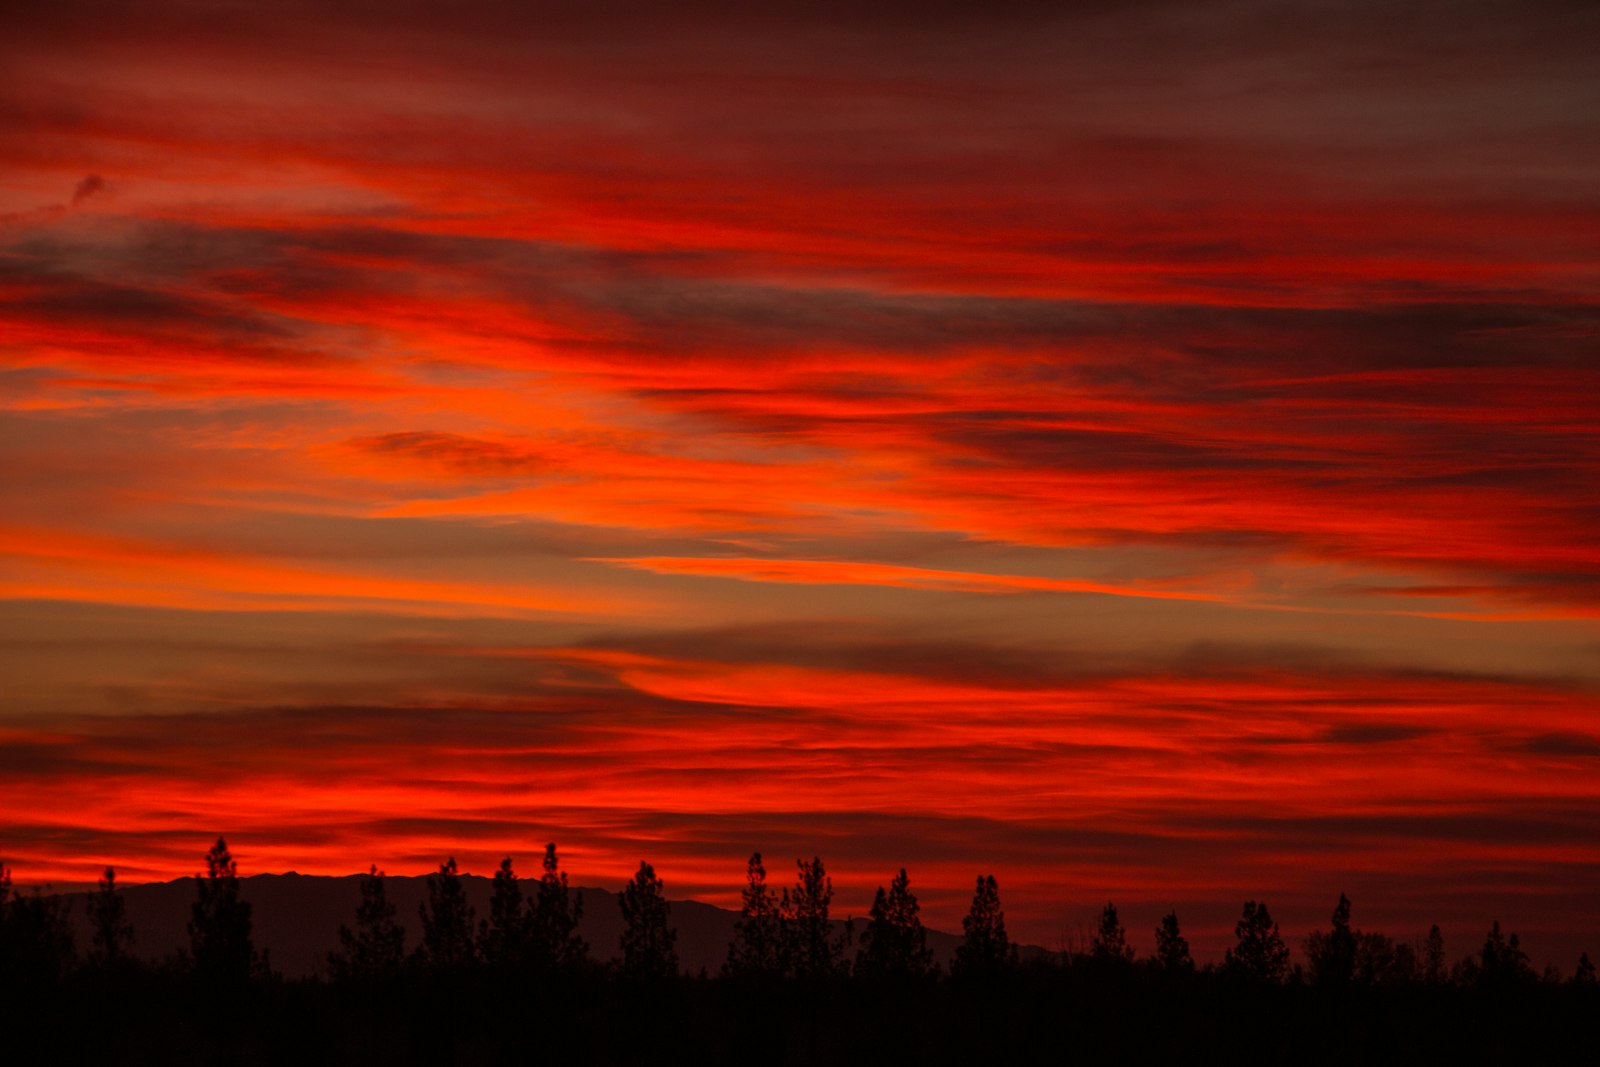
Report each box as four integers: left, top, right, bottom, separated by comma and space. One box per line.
59, 872, 988, 978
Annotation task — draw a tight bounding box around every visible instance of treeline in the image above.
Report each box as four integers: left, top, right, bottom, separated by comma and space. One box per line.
3, 839, 1594, 989
5, 840, 1598, 1064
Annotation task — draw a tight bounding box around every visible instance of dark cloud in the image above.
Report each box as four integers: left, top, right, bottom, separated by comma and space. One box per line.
351, 431, 544, 477
1319, 723, 1437, 745
69, 173, 104, 207
1511, 733, 1600, 758
1165, 805, 1600, 850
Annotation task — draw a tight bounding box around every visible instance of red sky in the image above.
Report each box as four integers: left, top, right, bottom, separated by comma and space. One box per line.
2, 0, 1598, 967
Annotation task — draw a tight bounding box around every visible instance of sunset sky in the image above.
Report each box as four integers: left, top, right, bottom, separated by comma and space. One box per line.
2, 1, 1597, 965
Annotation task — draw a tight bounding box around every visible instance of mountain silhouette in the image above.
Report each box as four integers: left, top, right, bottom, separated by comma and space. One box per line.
58, 872, 994, 977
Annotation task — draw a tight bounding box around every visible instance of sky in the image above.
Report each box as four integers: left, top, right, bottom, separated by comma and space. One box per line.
2, 0, 1597, 966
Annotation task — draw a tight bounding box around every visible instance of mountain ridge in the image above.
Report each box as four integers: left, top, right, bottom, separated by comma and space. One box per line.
56, 871, 1008, 978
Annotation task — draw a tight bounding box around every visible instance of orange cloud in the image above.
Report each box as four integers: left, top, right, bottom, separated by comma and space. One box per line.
587, 556, 1227, 603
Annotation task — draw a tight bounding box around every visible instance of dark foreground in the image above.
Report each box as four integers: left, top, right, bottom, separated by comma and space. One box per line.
6, 966, 1594, 1066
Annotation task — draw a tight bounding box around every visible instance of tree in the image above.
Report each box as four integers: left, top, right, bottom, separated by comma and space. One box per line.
479, 857, 531, 969
952, 874, 1016, 978
1356, 932, 1415, 985
1091, 901, 1133, 965
856, 868, 934, 978
1573, 952, 1595, 985
329, 865, 406, 980
1225, 900, 1288, 984
1478, 920, 1533, 986
416, 857, 477, 971
1421, 924, 1446, 984
87, 866, 134, 968
725, 852, 785, 977
530, 843, 587, 969
0, 861, 9, 974
188, 837, 262, 983
1154, 911, 1194, 974
619, 861, 678, 978
1306, 892, 1357, 986
786, 856, 849, 978
0, 863, 76, 984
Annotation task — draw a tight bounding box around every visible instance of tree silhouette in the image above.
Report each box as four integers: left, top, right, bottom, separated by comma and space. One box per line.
329, 865, 406, 980
1306, 892, 1357, 985
1421, 924, 1446, 984
530, 843, 587, 969
952, 874, 1016, 978
1091, 901, 1133, 965
1154, 911, 1194, 973
725, 852, 785, 977
1573, 952, 1595, 985
786, 856, 849, 978
1355, 930, 1414, 984
619, 861, 677, 978
416, 857, 477, 971
188, 837, 262, 983
0, 863, 76, 984
478, 857, 531, 969
1225, 900, 1288, 984
856, 868, 934, 978
87, 866, 134, 968
1478, 920, 1534, 986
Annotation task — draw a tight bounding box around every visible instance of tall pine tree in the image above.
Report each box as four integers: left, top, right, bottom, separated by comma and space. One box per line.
952, 874, 1016, 978
619, 861, 677, 978
531, 843, 587, 969
88, 866, 134, 968
725, 852, 785, 977
416, 857, 477, 971
479, 857, 531, 969
1092, 902, 1133, 965
330, 865, 406, 979
1154, 911, 1193, 973
855, 868, 934, 978
188, 837, 262, 982
1421, 924, 1447, 984
786, 856, 849, 978
1224, 899, 1288, 984
1306, 892, 1357, 985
